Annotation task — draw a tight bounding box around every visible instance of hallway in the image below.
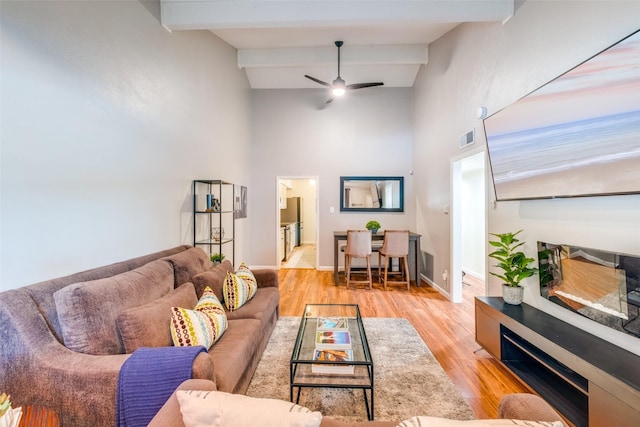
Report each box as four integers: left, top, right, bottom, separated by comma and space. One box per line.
281, 244, 316, 269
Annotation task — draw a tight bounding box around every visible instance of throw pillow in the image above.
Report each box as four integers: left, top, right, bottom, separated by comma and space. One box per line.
396, 417, 563, 427
176, 389, 322, 427
171, 287, 227, 349
117, 282, 198, 353
223, 263, 257, 311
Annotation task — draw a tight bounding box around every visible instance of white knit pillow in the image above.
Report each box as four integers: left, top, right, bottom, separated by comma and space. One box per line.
177, 390, 322, 427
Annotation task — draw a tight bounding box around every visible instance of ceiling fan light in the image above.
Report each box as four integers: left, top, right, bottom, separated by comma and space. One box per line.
332, 77, 346, 96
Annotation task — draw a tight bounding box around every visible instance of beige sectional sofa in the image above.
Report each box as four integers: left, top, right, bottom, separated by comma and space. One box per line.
0, 245, 279, 427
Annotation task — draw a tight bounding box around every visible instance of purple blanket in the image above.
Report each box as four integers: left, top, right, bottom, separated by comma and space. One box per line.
116, 346, 207, 427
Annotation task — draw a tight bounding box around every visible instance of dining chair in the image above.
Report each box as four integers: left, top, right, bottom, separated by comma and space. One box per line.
377, 230, 410, 291
344, 230, 373, 290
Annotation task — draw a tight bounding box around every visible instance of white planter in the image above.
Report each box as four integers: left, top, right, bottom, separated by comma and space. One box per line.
502, 284, 524, 305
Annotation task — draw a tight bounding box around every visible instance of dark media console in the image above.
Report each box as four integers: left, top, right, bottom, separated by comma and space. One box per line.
475, 297, 640, 427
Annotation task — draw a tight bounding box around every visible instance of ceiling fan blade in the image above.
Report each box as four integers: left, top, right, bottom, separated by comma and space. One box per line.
347, 82, 384, 90
305, 75, 331, 87
326, 96, 335, 104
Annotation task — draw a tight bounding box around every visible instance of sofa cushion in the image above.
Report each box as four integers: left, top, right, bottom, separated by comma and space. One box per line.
163, 247, 214, 286
176, 389, 322, 427
171, 287, 227, 349
117, 282, 198, 353
207, 318, 263, 392
191, 260, 234, 300
396, 417, 563, 427
223, 263, 257, 311
225, 287, 279, 321
54, 259, 174, 354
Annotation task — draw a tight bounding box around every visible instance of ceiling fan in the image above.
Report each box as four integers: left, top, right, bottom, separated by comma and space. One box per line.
305, 41, 384, 104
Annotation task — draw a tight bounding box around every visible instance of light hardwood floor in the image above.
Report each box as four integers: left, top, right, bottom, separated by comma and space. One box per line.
277, 268, 530, 419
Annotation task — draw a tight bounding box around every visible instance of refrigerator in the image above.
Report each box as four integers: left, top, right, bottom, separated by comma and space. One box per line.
281, 197, 302, 246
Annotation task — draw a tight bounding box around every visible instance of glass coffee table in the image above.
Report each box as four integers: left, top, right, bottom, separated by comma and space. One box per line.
290, 304, 374, 420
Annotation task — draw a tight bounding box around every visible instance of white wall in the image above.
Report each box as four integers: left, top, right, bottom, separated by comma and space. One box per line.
413, 1, 640, 354
250, 88, 414, 268
0, 1, 252, 290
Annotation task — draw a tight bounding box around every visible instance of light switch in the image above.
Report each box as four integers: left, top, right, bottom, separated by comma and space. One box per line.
329, 207, 335, 213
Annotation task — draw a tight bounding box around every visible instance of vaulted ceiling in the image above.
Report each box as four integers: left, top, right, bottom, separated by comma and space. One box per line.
160, 0, 515, 89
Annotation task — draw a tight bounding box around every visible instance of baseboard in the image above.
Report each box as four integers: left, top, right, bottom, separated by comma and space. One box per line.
462, 269, 485, 281
421, 274, 453, 301
251, 264, 279, 270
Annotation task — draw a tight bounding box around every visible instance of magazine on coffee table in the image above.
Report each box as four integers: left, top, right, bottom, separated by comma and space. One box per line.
315, 330, 351, 350
316, 317, 349, 330
311, 349, 355, 374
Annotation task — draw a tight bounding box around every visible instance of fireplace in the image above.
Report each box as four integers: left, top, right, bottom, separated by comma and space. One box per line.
538, 241, 640, 338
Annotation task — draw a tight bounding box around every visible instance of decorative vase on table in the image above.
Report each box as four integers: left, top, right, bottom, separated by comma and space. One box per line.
502, 285, 524, 305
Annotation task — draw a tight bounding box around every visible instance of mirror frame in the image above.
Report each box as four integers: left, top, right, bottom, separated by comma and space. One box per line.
340, 176, 404, 213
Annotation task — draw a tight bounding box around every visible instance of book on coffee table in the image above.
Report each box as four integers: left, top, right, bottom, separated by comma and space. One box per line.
311, 349, 354, 374
316, 317, 349, 330
315, 330, 351, 350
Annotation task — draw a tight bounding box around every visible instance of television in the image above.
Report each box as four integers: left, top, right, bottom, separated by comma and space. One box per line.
484, 29, 640, 201
538, 241, 640, 338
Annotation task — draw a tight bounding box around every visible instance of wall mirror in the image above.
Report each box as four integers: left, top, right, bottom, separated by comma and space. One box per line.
340, 176, 404, 212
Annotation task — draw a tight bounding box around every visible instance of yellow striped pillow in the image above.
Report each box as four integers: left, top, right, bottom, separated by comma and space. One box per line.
170, 286, 227, 349
223, 263, 257, 311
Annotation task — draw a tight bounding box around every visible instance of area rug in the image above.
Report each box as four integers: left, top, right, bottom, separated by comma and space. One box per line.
246, 317, 476, 423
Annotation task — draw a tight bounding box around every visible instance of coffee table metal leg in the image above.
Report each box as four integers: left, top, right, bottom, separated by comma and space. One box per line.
363, 389, 370, 420
371, 387, 374, 420
362, 388, 374, 420
295, 387, 302, 404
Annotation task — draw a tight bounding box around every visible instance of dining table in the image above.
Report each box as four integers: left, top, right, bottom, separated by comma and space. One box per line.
333, 230, 422, 286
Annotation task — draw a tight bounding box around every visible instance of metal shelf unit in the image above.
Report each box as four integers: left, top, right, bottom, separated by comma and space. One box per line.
193, 180, 235, 265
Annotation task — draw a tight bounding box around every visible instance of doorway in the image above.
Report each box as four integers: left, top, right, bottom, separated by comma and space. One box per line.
451, 150, 486, 303
277, 177, 319, 269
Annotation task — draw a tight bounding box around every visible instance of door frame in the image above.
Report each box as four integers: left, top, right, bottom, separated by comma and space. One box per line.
450, 147, 487, 302
276, 176, 320, 269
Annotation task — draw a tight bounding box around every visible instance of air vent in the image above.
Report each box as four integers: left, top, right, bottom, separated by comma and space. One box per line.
459, 129, 475, 149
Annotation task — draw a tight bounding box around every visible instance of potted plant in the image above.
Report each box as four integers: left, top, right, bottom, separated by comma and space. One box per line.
210, 253, 225, 265
365, 220, 381, 234
488, 230, 538, 305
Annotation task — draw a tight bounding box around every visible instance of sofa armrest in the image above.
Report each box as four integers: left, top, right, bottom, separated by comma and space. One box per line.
8, 345, 216, 427
147, 380, 396, 427
191, 351, 216, 380
498, 394, 567, 426
148, 379, 217, 427
252, 268, 279, 289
